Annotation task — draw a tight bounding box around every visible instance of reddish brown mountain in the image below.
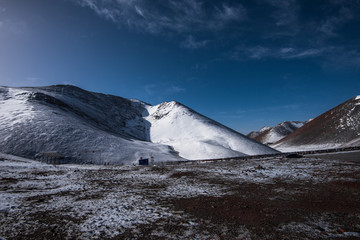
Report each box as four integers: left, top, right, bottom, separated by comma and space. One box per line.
273, 96, 360, 151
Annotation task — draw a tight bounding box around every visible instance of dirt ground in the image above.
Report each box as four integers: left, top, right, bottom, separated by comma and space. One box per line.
1, 152, 360, 239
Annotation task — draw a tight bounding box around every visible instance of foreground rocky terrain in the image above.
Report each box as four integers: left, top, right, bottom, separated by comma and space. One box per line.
1, 152, 360, 239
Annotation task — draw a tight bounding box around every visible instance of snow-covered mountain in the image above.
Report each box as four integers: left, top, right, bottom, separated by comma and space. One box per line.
0, 86, 182, 164
145, 101, 278, 160
247, 121, 305, 145
273, 96, 360, 152
0, 85, 278, 164
247, 126, 271, 139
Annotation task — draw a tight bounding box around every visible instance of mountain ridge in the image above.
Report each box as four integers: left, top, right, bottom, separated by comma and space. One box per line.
273, 96, 360, 152
0, 85, 278, 164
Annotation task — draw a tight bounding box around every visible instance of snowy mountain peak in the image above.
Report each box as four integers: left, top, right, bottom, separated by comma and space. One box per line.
260, 126, 271, 132
248, 121, 306, 145
146, 100, 279, 160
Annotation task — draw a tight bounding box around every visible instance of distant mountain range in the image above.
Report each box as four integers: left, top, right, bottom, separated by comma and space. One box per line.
247, 121, 306, 145
0, 85, 278, 164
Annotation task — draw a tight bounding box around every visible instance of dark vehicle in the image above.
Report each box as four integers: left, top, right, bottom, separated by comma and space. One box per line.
139, 158, 149, 165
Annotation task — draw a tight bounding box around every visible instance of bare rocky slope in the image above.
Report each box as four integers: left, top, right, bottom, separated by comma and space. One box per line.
0, 85, 278, 164
273, 96, 360, 151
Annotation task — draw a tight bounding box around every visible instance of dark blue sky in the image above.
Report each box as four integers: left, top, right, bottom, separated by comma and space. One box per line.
1, 0, 359, 134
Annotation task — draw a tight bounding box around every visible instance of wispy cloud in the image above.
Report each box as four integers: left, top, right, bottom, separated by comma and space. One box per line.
70, 0, 360, 66
73, 0, 247, 33
232, 46, 328, 60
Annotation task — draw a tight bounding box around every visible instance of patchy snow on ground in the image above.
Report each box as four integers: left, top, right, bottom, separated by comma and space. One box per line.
1, 153, 360, 239
271, 143, 342, 152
